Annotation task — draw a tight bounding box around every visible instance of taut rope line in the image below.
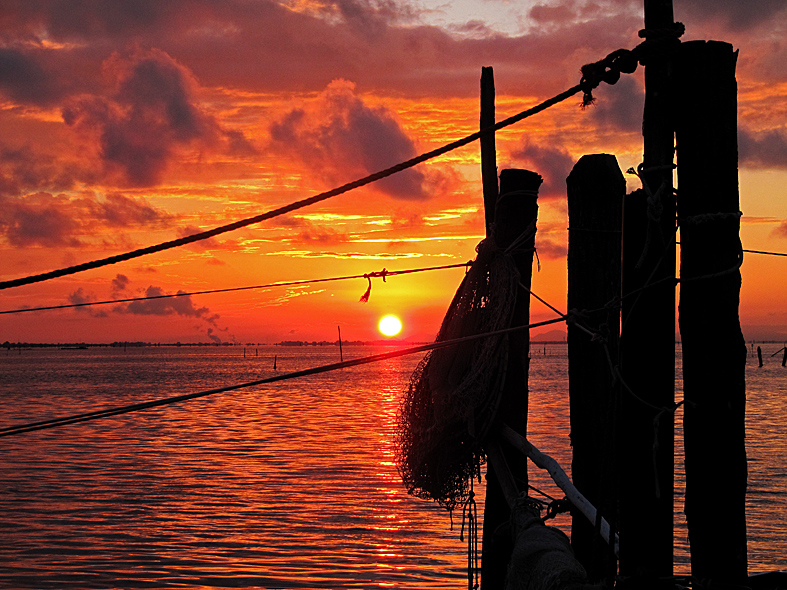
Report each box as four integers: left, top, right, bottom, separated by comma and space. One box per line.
0, 262, 471, 316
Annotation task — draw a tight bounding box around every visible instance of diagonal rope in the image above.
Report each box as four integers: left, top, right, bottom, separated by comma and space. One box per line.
0, 317, 566, 438
0, 85, 583, 292
0, 262, 471, 316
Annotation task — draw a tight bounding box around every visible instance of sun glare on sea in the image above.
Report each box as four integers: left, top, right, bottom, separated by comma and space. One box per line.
378, 315, 402, 337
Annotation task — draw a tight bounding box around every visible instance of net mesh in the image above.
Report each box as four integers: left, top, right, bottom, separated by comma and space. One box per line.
395, 238, 520, 511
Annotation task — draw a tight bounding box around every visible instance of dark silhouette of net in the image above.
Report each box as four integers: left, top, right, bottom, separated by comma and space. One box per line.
396, 239, 519, 511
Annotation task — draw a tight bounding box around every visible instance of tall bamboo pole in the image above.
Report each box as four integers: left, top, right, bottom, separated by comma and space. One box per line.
481, 67, 498, 237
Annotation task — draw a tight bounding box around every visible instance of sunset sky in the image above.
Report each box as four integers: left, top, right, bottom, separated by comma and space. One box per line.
1, 0, 786, 344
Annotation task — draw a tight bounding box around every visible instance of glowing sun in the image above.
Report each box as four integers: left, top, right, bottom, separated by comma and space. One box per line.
378, 315, 402, 337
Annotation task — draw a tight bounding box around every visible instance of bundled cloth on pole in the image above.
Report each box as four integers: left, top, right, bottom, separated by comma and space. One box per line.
396, 238, 520, 511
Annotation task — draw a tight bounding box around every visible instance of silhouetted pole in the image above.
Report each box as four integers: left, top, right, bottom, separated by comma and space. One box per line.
757, 346, 763, 368
618, 0, 678, 577
338, 326, 343, 361
481, 169, 540, 590
567, 154, 624, 581
676, 40, 747, 584
481, 67, 498, 236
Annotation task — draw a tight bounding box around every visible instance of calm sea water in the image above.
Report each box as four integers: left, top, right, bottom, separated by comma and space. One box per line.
0, 344, 784, 588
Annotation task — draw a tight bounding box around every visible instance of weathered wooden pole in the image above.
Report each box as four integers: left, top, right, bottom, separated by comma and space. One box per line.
567, 154, 624, 581
481, 169, 540, 590
481, 67, 498, 236
618, 0, 679, 577
675, 40, 748, 584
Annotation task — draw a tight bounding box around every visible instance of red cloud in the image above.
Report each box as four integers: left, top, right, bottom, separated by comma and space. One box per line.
61, 49, 218, 186
269, 79, 427, 200
0, 191, 172, 247
62, 48, 254, 187
508, 139, 576, 200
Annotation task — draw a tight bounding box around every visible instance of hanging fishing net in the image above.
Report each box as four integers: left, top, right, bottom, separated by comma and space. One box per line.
395, 237, 520, 511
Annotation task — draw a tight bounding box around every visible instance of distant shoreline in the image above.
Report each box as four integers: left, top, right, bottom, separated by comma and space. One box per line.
3, 339, 786, 350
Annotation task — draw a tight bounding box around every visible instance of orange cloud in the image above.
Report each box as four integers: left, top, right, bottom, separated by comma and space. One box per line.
268, 80, 427, 200
61, 47, 254, 187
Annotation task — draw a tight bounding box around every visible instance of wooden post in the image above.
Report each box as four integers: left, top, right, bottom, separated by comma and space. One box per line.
675, 40, 747, 584
338, 325, 343, 361
567, 154, 624, 580
481, 67, 498, 237
481, 169, 540, 590
618, 0, 678, 578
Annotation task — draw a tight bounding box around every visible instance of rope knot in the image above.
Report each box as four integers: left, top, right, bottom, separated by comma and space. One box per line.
544, 498, 572, 521
638, 21, 685, 40
565, 308, 587, 325
359, 274, 372, 303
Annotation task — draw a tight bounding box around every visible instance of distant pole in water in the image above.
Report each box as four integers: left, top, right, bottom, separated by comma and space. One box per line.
338, 326, 343, 362
244, 347, 246, 358
757, 346, 763, 367
273, 355, 277, 370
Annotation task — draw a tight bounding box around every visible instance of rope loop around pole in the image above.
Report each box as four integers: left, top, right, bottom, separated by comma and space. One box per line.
638, 21, 686, 40
678, 210, 742, 227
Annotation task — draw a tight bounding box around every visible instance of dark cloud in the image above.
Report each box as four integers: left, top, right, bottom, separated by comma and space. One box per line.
0, 47, 64, 105
0, 145, 82, 197
739, 127, 787, 169
587, 75, 643, 133
120, 286, 210, 317
528, 2, 579, 26
62, 48, 252, 187
0, 1, 221, 41
4, 0, 780, 104
67, 287, 108, 316
675, 0, 787, 32
508, 140, 576, 199
68, 287, 93, 305
111, 273, 130, 294
0, 0, 644, 100
0, 191, 172, 247
535, 236, 568, 259
0, 192, 82, 247
81, 192, 173, 227
269, 80, 427, 199
206, 327, 223, 344
61, 48, 214, 186
114, 285, 233, 341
